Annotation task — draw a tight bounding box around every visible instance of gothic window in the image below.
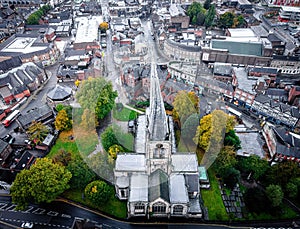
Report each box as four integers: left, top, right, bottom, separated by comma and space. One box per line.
134, 203, 145, 214
153, 203, 166, 213
173, 205, 184, 215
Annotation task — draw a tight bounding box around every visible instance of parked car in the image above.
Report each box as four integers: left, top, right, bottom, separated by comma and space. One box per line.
21, 222, 33, 228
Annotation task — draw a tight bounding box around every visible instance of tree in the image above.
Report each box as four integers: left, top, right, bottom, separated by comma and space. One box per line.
101, 126, 119, 151
213, 146, 237, 174
219, 11, 235, 28
52, 149, 72, 166
27, 121, 49, 145
108, 144, 124, 159
80, 108, 96, 131
99, 22, 109, 32
266, 184, 284, 207
187, 2, 206, 26
181, 113, 199, 141
55, 109, 72, 131
266, 161, 300, 187
204, 0, 212, 9
221, 166, 240, 189
286, 182, 298, 199
244, 188, 270, 213
84, 180, 113, 204
75, 77, 118, 121
194, 110, 236, 151
86, 152, 114, 183
10, 158, 71, 209
204, 4, 216, 28
237, 155, 268, 180
172, 91, 199, 126
67, 159, 96, 189
224, 129, 241, 150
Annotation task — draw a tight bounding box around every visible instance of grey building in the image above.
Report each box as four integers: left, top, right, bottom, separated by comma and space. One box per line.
114, 64, 202, 218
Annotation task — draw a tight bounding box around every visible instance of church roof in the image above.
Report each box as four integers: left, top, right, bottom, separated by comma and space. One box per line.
149, 169, 169, 202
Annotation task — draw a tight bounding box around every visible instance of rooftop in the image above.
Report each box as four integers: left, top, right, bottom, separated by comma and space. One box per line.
115, 154, 146, 171
169, 174, 189, 203
171, 154, 198, 173
74, 16, 103, 44
129, 174, 148, 202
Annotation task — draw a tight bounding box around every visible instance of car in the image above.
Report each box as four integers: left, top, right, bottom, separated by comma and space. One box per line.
2, 134, 12, 143
21, 222, 33, 228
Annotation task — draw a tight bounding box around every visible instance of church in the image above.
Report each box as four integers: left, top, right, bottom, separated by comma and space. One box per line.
114, 64, 202, 218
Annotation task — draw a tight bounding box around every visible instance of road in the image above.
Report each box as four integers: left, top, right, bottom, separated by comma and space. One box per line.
0, 63, 58, 138
0, 195, 255, 229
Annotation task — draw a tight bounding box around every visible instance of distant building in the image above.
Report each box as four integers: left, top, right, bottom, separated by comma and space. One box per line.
278, 6, 300, 23
169, 4, 189, 29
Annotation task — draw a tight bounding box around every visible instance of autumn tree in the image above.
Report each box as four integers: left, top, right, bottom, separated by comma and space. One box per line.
218, 12, 244, 29
10, 158, 71, 209
173, 90, 199, 125
266, 184, 284, 207
55, 109, 72, 131
181, 113, 199, 141
99, 22, 109, 32
194, 110, 236, 151
75, 77, 118, 121
213, 146, 237, 173
87, 152, 114, 183
108, 144, 124, 159
52, 149, 72, 166
84, 180, 113, 204
80, 108, 97, 131
27, 121, 49, 145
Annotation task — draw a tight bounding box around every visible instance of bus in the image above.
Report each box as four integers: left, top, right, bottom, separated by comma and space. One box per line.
2, 110, 20, 127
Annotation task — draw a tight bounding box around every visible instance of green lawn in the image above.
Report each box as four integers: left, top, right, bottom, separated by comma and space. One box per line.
201, 169, 229, 221
113, 105, 137, 121
62, 189, 127, 219
113, 125, 134, 152
48, 130, 98, 159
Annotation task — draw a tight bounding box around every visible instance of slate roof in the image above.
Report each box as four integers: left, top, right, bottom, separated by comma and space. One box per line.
213, 63, 233, 77
171, 154, 199, 173
17, 104, 53, 128
188, 198, 202, 214
0, 57, 22, 73
149, 169, 169, 202
129, 174, 148, 202
0, 139, 8, 154
115, 154, 146, 171
211, 40, 262, 56
185, 174, 199, 193
169, 174, 189, 204
47, 85, 72, 101
254, 94, 272, 104
14, 151, 35, 171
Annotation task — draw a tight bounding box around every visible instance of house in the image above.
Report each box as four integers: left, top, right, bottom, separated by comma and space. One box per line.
212, 62, 237, 85
0, 139, 12, 164
251, 94, 300, 128
114, 64, 202, 218
263, 122, 300, 163
16, 104, 54, 131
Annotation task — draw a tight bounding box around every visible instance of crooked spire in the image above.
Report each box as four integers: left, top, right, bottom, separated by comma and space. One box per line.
148, 63, 169, 141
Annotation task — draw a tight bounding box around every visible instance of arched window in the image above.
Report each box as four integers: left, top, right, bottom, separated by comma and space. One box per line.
173, 205, 184, 214
152, 202, 166, 213
134, 203, 145, 214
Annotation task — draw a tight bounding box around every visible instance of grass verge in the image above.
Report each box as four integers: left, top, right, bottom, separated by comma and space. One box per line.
201, 168, 229, 221
113, 105, 137, 121
62, 189, 127, 219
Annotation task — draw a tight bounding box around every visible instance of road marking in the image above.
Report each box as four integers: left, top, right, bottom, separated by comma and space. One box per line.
47, 211, 59, 216
0, 203, 7, 210
24, 206, 34, 213
61, 214, 71, 218
32, 208, 45, 214
6, 205, 16, 211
